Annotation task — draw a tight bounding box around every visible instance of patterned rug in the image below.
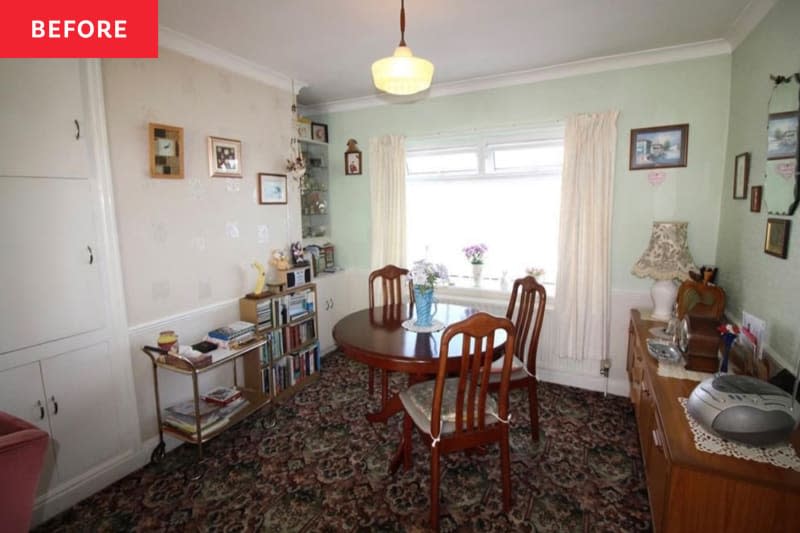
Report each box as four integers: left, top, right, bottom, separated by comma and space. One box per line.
38, 352, 651, 532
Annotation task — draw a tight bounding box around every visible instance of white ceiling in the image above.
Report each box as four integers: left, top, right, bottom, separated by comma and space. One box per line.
159, 0, 773, 109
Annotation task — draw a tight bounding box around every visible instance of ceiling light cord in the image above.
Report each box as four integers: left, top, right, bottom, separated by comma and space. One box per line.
399, 0, 406, 47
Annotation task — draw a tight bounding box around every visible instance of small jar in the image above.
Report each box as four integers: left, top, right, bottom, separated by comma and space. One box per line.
157, 330, 178, 352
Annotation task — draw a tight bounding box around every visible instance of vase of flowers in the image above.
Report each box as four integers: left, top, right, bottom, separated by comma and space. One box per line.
463, 244, 487, 287
409, 260, 449, 327
717, 323, 739, 374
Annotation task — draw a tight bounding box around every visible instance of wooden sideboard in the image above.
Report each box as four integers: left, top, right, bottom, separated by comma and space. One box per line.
626, 309, 800, 533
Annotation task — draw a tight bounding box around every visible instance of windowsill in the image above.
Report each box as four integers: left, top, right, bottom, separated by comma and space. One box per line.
438, 276, 556, 301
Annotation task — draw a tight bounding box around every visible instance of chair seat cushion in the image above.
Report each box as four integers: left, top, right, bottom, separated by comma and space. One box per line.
489, 355, 531, 383
400, 377, 499, 435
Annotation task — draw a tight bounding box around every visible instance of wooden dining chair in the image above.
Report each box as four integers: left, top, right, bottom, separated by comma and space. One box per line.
489, 275, 547, 444
394, 312, 516, 530
367, 265, 414, 400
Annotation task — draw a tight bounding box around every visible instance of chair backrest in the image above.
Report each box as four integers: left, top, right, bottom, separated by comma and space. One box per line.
433, 312, 516, 435
368, 264, 414, 307
505, 276, 547, 375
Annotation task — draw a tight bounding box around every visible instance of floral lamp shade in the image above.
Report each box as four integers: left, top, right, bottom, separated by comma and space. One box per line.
632, 221, 696, 281
632, 221, 697, 321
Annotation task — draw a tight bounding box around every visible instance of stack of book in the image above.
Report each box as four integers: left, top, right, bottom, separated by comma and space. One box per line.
162, 395, 248, 438
207, 320, 256, 348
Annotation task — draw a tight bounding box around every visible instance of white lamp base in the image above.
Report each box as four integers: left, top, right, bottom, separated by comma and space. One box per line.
650, 280, 677, 321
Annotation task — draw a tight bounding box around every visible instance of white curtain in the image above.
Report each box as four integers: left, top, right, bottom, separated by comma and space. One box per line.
369, 135, 407, 269
554, 111, 619, 360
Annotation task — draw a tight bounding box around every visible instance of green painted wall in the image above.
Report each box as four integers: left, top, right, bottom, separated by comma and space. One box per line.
316, 55, 731, 295
717, 0, 800, 367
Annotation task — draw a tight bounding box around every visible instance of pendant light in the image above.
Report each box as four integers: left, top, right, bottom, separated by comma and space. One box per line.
371, 0, 434, 96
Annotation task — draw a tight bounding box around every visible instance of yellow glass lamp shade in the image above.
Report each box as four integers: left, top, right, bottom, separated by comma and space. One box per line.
371, 45, 434, 96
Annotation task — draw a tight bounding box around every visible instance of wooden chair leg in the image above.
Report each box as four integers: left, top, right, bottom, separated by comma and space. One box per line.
527, 378, 539, 443
500, 427, 512, 512
381, 371, 390, 407
368, 367, 375, 395
402, 413, 413, 471
430, 446, 441, 531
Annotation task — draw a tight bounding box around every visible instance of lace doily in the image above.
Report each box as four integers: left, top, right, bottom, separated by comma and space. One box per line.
657, 362, 713, 382
401, 319, 445, 333
678, 397, 800, 471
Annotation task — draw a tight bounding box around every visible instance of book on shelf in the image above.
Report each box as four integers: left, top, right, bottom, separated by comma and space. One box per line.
201, 386, 243, 405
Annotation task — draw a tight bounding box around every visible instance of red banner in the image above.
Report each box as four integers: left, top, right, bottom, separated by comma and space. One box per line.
1, 0, 158, 58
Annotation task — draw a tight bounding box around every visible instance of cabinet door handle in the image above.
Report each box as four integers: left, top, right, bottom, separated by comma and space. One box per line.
652, 428, 662, 449
329, 298, 334, 310
50, 396, 59, 415
87, 245, 94, 264
74, 119, 80, 140
37, 400, 45, 420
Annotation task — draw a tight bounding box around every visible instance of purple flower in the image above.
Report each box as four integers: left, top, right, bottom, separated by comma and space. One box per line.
462, 244, 488, 264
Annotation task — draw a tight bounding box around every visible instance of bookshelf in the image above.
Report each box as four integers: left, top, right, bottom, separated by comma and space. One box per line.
239, 283, 321, 402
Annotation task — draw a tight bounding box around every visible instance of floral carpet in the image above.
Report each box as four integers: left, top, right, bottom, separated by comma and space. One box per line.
38, 352, 651, 532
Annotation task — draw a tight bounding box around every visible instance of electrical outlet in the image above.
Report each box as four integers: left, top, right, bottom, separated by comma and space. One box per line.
742, 311, 767, 359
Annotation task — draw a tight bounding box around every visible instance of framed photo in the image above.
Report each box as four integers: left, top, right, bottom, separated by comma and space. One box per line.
258, 173, 287, 204
345, 151, 362, 175
149, 123, 184, 179
295, 119, 311, 141
750, 185, 763, 212
629, 124, 689, 170
733, 152, 750, 199
208, 136, 242, 178
311, 122, 328, 143
767, 111, 798, 160
764, 218, 790, 258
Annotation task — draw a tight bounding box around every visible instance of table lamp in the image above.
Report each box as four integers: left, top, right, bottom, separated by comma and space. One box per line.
632, 221, 697, 321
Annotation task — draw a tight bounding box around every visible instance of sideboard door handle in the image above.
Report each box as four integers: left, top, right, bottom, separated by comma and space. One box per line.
652, 428, 662, 449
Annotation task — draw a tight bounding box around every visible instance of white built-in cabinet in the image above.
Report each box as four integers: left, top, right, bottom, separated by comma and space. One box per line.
0, 59, 138, 524
314, 270, 356, 354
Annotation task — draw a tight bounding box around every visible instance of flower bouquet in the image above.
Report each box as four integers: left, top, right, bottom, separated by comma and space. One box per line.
462, 244, 488, 265
409, 260, 449, 293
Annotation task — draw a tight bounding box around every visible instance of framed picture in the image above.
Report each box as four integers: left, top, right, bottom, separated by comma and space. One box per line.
345, 151, 362, 175
258, 173, 287, 204
750, 185, 763, 212
149, 123, 184, 179
764, 218, 790, 258
733, 152, 750, 199
311, 122, 328, 143
629, 124, 689, 170
767, 111, 798, 160
208, 136, 242, 178
295, 119, 311, 141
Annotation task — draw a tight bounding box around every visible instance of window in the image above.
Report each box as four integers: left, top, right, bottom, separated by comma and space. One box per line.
406, 125, 564, 290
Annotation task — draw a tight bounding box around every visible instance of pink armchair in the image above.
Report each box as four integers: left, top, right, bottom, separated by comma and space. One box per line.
0, 411, 49, 533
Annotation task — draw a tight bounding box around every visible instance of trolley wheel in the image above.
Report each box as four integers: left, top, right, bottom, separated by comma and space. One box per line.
150, 441, 166, 464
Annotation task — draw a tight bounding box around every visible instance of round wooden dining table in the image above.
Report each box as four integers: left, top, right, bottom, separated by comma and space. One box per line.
332, 303, 505, 422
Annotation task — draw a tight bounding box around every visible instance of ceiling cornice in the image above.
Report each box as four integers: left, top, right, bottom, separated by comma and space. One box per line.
724, 0, 777, 50
158, 26, 306, 94
303, 39, 732, 115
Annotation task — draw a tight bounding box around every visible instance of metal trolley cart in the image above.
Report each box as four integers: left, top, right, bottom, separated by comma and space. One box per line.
141, 339, 269, 463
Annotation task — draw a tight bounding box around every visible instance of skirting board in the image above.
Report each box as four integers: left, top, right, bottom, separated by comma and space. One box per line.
538, 367, 629, 398
31, 448, 148, 527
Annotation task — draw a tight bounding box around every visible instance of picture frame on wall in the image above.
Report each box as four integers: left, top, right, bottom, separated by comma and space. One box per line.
766, 111, 798, 160
733, 152, 750, 199
629, 123, 689, 170
208, 136, 243, 178
311, 122, 328, 143
750, 185, 763, 212
295, 119, 312, 141
345, 151, 362, 175
258, 173, 287, 205
149, 123, 184, 179
764, 218, 790, 258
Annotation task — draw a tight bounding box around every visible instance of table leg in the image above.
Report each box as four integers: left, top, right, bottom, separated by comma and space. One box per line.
365, 372, 427, 423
